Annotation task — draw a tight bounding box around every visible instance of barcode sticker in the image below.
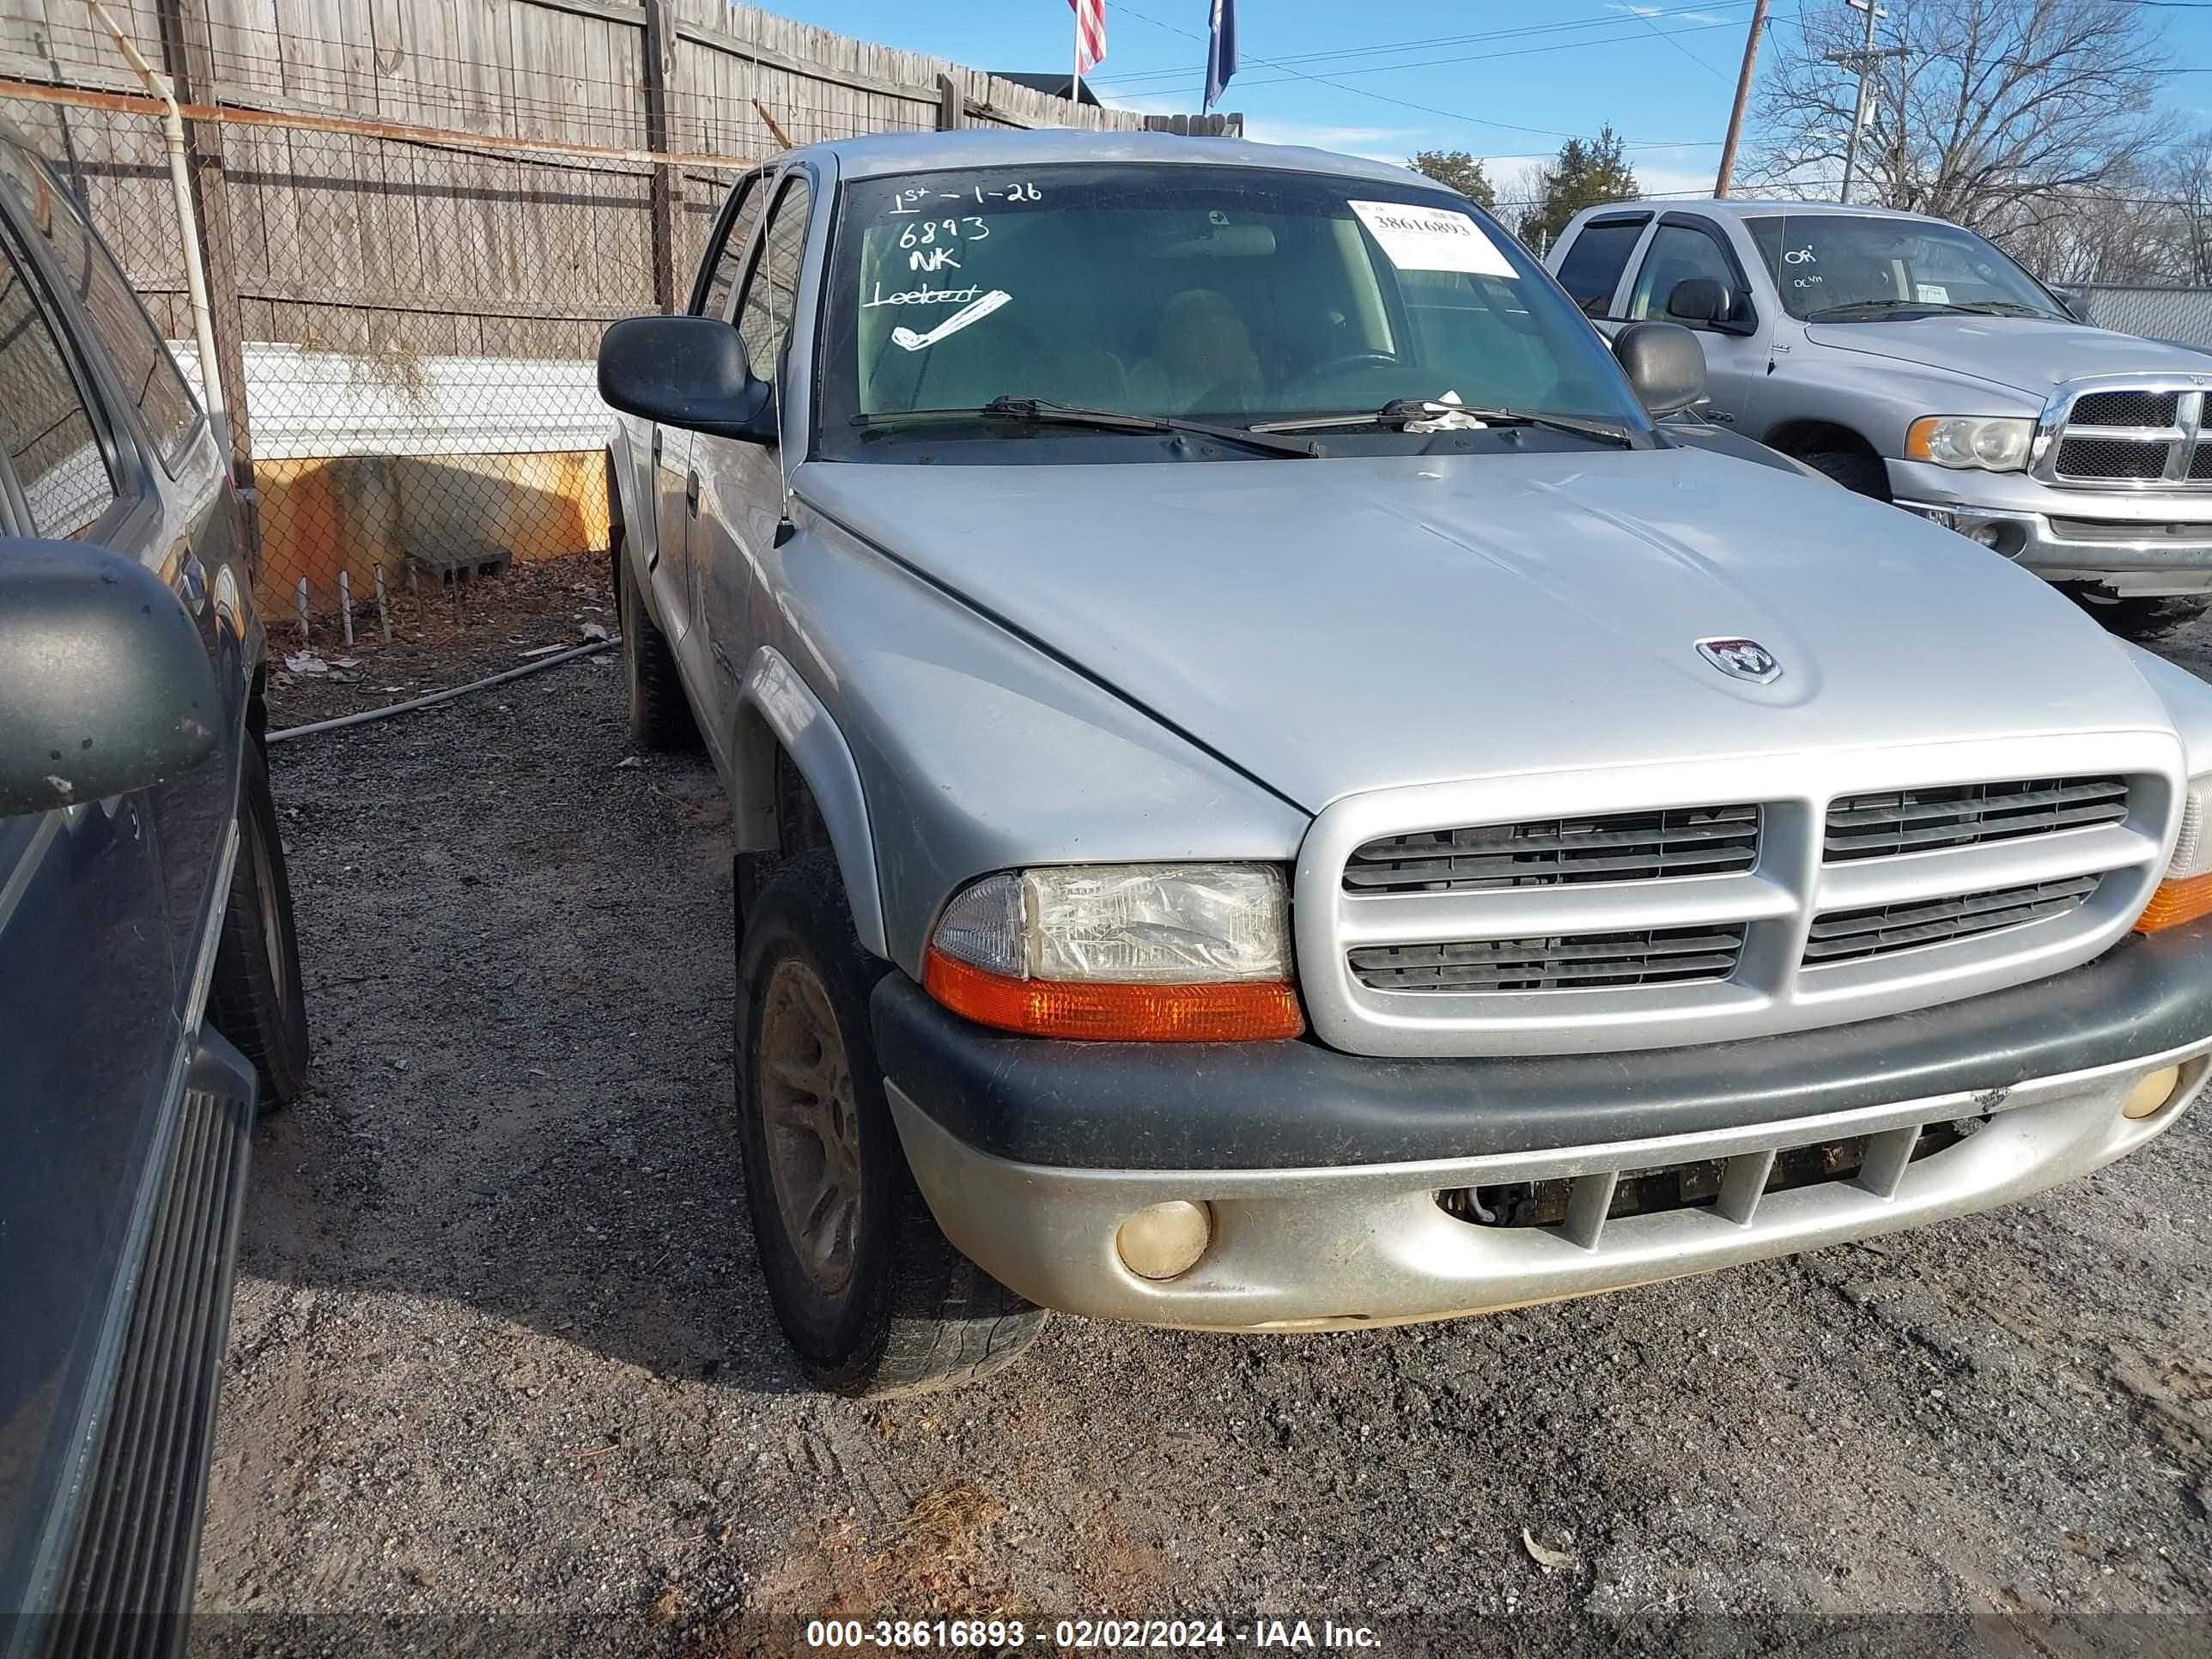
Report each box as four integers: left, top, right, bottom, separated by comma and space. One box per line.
1349, 200, 1516, 277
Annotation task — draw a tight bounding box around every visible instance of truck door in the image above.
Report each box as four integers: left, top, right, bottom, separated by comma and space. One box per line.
1620, 214, 1770, 428
653, 171, 768, 675
695, 168, 812, 740
0, 216, 189, 1587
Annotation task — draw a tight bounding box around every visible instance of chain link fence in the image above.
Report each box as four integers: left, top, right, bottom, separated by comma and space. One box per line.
2069, 285, 2212, 353
0, 0, 1147, 631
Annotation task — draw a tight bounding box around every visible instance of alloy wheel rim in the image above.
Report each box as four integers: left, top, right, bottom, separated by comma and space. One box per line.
757, 958, 862, 1297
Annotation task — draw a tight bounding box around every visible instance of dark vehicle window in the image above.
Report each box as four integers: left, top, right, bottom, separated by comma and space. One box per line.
1555, 219, 1645, 317
1744, 213, 2067, 321
818, 165, 1646, 449
695, 173, 765, 322
0, 228, 118, 538
1627, 223, 1747, 325
0, 140, 202, 470
737, 176, 811, 392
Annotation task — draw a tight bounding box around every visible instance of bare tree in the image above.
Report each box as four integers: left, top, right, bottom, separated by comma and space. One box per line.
1749, 0, 2175, 236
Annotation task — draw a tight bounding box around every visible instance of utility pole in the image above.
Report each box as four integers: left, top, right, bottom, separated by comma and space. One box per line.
1826, 0, 1902, 205
1714, 0, 1771, 198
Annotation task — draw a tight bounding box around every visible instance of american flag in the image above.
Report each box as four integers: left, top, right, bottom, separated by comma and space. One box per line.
1068, 0, 1106, 75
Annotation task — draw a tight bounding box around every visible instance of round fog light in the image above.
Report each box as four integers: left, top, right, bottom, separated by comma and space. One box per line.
2121, 1065, 2183, 1121
1116, 1200, 1212, 1280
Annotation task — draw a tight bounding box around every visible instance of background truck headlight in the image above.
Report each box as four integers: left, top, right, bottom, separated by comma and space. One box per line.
924, 864, 1304, 1040
1905, 415, 2035, 472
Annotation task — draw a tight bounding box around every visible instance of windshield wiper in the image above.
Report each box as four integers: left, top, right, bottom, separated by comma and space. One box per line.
853, 396, 1322, 458
1804, 298, 2015, 321
1247, 398, 1638, 447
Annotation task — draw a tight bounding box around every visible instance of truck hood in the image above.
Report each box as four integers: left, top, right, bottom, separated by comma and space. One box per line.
796, 446, 2169, 810
1802, 314, 2208, 402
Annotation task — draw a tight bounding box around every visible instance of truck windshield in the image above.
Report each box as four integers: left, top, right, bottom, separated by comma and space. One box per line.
1744, 213, 2068, 323
816, 164, 1648, 453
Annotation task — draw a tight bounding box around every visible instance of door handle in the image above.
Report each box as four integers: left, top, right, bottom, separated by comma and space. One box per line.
685, 471, 700, 514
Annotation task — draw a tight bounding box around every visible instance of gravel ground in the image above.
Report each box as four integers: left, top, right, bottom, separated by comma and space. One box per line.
190, 605, 2212, 1658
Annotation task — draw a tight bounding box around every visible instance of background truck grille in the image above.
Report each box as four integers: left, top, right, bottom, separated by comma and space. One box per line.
1824, 776, 2129, 861
2070, 390, 2178, 427
2040, 381, 2209, 487
1802, 875, 2100, 966
2055, 436, 2167, 480
1344, 805, 1759, 894
1350, 924, 1746, 993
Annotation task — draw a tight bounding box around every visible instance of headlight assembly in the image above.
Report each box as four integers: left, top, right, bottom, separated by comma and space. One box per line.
1905, 414, 2035, 472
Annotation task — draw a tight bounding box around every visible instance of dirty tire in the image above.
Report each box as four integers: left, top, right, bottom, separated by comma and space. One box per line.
734, 852, 1046, 1397
208, 737, 311, 1109
1798, 448, 1890, 500
2075, 592, 2212, 642
618, 537, 698, 752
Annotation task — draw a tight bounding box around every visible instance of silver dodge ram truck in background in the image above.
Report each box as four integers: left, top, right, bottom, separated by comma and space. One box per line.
1547, 198, 2212, 639
598, 131, 2212, 1397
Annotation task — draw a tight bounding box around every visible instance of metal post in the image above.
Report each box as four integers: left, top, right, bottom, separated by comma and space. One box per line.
338, 569, 354, 646
374, 562, 392, 642
1713, 0, 1770, 198
295, 577, 308, 647
639, 0, 678, 313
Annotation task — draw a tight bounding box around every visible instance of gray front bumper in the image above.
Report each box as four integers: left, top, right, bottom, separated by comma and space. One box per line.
1888, 456, 2212, 592
889, 1042, 2207, 1332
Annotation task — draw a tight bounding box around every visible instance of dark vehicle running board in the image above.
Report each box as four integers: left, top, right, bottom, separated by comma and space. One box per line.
40, 1032, 256, 1659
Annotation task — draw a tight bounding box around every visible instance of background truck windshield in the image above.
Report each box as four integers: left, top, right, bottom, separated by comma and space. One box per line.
1745, 213, 2067, 321
817, 164, 1644, 441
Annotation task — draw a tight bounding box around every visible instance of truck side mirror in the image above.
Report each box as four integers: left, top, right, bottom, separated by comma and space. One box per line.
598, 314, 778, 444
0, 539, 222, 817
1667, 276, 1755, 336
1613, 321, 1709, 418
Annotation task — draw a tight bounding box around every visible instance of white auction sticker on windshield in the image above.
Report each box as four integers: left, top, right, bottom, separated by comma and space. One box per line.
1349, 200, 1515, 277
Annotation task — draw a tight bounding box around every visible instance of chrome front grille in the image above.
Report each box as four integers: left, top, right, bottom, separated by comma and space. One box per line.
1296, 735, 2181, 1058
1824, 776, 2129, 861
1350, 923, 1745, 993
1345, 804, 1758, 894
1802, 874, 2101, 966
2036, 377, 2212, 489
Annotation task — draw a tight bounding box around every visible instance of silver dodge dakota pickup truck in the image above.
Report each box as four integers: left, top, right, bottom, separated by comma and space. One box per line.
1547, 198, 2212, 639
597, 130, 2212, 1396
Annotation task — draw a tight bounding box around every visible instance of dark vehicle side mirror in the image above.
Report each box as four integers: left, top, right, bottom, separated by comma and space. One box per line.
2050, 287, 2087, 324
598, 315, 778, 444
0, 539, 222, 817
1613, 321, 1709, 417
1666, 276, 1755, 336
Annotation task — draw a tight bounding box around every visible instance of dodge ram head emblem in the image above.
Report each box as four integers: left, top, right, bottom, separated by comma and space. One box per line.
1696, 636, 1782, 684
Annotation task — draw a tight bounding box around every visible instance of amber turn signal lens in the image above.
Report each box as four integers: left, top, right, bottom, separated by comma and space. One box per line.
2135, 870, 2212, 934
922, 948, 1305, 1042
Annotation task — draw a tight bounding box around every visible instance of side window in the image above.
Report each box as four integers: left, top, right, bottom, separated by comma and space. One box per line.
1554, 218, 1645, 318
0, 142, 201, 471
694, 174, 765, 321
735, 177, 811, 392
0, 226, 118, 538
1628, 223, 1745, 325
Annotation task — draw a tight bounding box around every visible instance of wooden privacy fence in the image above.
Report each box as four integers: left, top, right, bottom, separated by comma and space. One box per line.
0, 0, 1151, 619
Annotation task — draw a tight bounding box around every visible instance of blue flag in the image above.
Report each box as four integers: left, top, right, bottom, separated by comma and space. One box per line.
1205, 0, 1237, 110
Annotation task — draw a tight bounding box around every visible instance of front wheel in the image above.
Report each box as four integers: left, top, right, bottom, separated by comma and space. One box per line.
208, 738, 311, 1108
733, 853, 1046, 1396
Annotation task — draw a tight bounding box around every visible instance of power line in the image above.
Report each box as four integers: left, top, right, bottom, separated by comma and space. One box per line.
1089, 2, 1759, 88
1103, 0, 1743, 151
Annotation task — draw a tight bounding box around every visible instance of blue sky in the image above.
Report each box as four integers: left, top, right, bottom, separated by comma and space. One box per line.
756, 0, 2212, 204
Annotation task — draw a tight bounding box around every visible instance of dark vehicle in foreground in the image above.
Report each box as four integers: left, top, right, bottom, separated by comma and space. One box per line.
599, 131, 2212, 1398
0, 122, 309, 1655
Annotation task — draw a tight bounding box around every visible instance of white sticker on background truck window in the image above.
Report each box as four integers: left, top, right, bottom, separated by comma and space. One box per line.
1348, 200, 1516, 277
